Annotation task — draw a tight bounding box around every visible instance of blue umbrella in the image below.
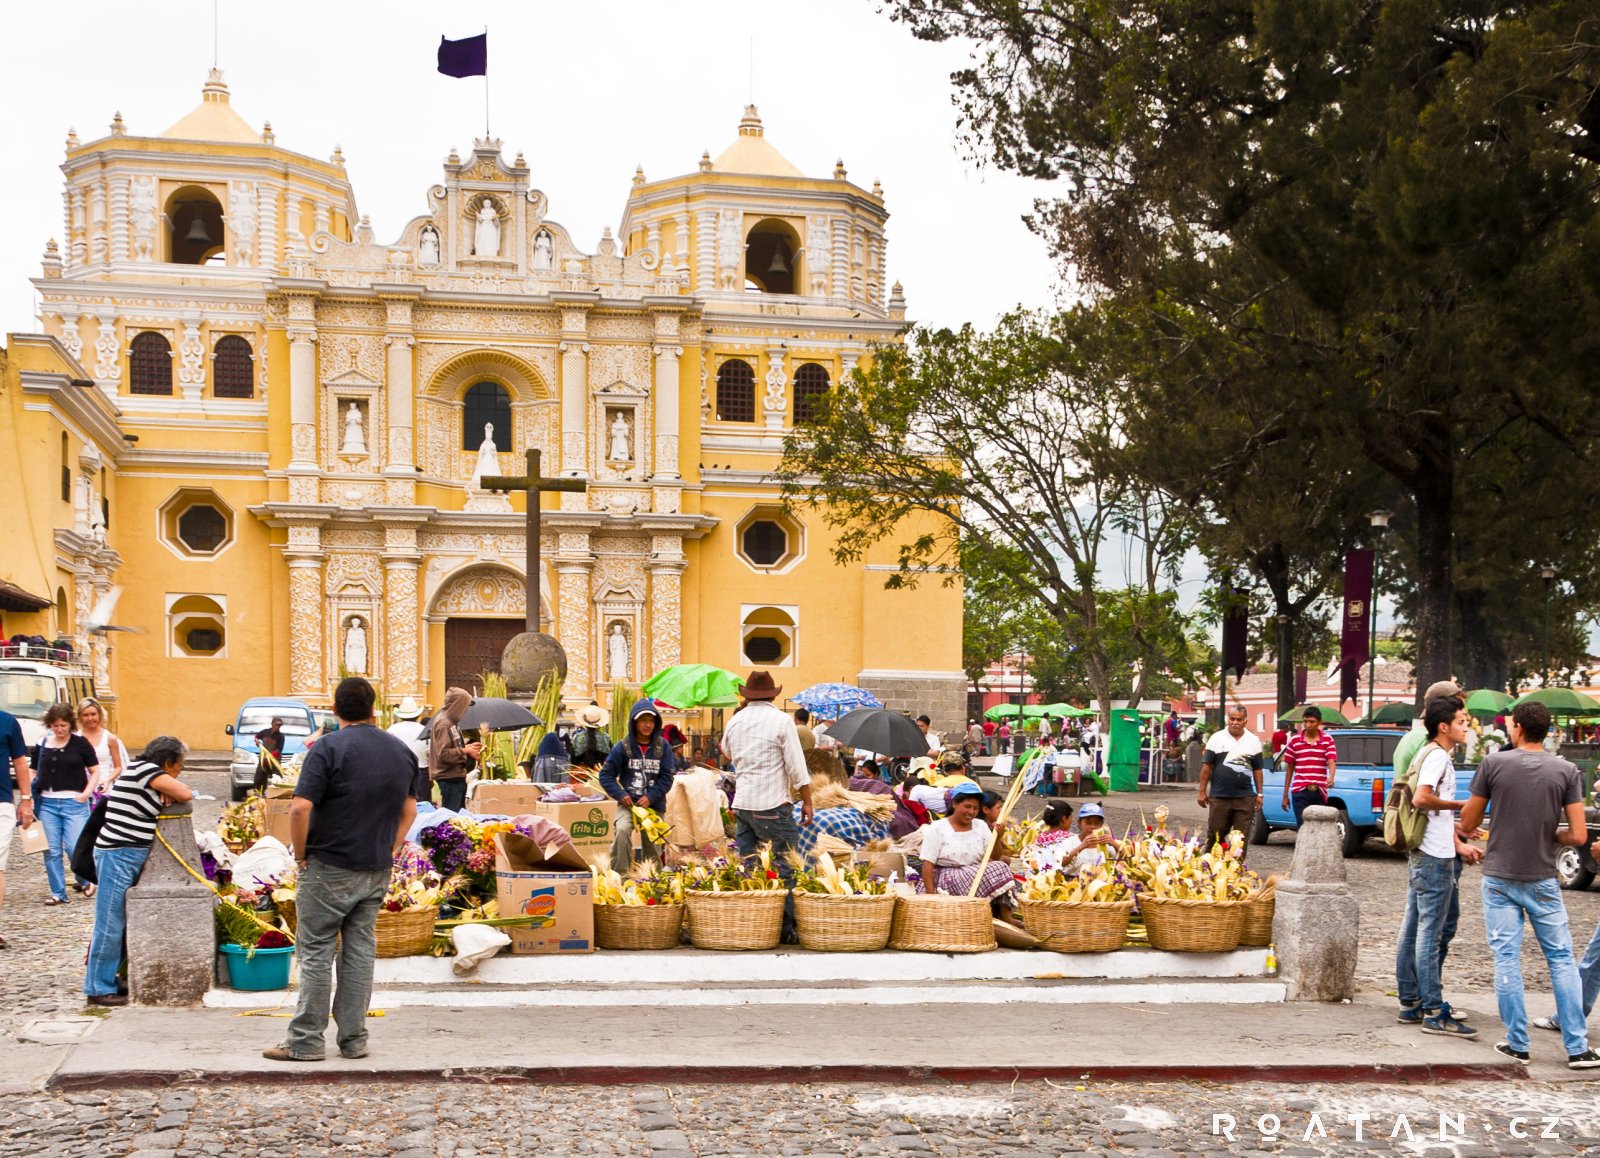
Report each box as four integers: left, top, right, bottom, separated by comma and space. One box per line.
791, 682, 883, 719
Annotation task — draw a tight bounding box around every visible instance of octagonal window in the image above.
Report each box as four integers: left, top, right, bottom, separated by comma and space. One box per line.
735, 507, 803, 573
159, 488, 236, 559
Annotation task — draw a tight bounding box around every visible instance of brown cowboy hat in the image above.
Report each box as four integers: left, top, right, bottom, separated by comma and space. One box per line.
742, 670, 783, 700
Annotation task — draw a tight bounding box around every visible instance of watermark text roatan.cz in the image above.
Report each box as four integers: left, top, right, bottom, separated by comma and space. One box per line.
1212, 1112, 1565, 1142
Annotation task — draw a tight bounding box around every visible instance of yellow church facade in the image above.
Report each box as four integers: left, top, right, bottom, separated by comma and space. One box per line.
4, 73, 964, 744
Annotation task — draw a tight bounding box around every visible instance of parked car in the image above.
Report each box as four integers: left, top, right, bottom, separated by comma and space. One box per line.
225, 698, 317, 801
1253, 728, 1478, 857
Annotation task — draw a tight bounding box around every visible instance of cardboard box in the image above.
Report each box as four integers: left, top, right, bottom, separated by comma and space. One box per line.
492, 832, 595, 954
467, 781, 546, 817
261, 785, 295, 846
532, 798, 617, 871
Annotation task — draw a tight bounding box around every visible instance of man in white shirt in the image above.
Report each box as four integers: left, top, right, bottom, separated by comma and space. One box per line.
1395, 695, 1482, 1038
385, 696, 430, 799
722, 671, 813, 941
916, 715, 940, 755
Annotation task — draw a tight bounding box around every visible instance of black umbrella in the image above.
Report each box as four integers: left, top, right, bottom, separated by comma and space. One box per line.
457, 697, 544, 733
823, 707, 929, 758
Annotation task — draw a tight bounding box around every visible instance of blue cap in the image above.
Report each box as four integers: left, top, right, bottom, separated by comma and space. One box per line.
1076, 802, 1105, 818
948, 782, 983, 801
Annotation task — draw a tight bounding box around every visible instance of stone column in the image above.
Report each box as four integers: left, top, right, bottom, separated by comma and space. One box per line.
1272, 804, 1359, 1002
559, 319, 590, 482
126, 802, 214, 1005
108, 176, 129, 264
288, 328, 318, 467
648, 552, 686, 672
652, 343, 681, 479
554, 531, 594, 694
763, 346, 787, 431
383, 556, 421, 698
383, 331, 415, 505
286, 554, 325, 697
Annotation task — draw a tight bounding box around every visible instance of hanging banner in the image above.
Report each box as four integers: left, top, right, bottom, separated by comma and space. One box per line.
1294, 665, 1309, 705
1221, 587, 1250, 683
1337, 548, 1375, 708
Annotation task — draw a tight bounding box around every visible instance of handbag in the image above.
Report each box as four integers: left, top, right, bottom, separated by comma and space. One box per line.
19, 823, 48, 856
69, 797, 110, 885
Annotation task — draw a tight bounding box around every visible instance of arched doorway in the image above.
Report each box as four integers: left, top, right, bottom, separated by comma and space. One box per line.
427, 564, 552, 693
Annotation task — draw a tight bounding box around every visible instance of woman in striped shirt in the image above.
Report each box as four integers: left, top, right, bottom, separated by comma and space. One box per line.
84, 735, 192, 1007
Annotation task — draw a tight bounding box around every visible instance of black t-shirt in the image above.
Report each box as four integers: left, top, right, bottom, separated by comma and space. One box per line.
293, 723, 416, 871
31, 734, 99, 794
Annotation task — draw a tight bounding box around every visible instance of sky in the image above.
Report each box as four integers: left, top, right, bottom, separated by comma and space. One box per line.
0, 0, 1063, 335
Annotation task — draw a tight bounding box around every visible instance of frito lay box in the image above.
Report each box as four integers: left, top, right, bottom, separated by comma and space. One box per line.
491, 832, 594, 954
531, 798, 617, 872
467, 781, 545, 817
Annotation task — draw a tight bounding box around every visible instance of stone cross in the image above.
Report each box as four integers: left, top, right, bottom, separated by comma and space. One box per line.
482, 448, 587, 632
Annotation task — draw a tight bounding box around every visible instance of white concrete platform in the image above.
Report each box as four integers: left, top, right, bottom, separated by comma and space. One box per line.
204, 947, 1281, 1009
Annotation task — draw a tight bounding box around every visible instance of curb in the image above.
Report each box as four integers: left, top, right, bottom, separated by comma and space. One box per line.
46, 1061, 1522, 1091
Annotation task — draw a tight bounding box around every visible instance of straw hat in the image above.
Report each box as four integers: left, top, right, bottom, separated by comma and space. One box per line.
393, 696, 423, 720
575, 702, 610, 728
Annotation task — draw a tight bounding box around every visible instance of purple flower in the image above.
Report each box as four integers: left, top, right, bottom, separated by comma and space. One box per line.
418, 821, 473, 875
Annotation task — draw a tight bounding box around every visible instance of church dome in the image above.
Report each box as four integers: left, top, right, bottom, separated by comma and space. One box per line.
709, 106, 804, 178
159, 69, 261, 144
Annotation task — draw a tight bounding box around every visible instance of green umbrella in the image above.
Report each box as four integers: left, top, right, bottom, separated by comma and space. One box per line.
1463, 688, 1515, 718
984, 703, 1023, 721
641, 664, 744, 709
1358, 702, 1414, 726
1040, 703, 1095, 719
1021, 704, 1049, 718
1278, 704, 1351, 726
1510, 687, 1600, 717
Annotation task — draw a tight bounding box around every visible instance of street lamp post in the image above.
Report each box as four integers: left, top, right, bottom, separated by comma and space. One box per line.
1542, 565, 1556, 687
1368, 511, 1391, 722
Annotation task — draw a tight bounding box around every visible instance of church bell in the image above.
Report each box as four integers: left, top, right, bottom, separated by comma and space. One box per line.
183, 214, 212, 245
767, 244, 789, 276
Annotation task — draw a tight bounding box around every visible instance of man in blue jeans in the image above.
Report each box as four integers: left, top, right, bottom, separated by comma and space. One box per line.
1461, 701, 1600, 1068
1395, 696, 1481, 1038
265, 677, 416, 1063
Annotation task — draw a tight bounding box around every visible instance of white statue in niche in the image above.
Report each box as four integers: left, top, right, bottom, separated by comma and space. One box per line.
532, 229, 553, 270
474, 201, 500, 257
344, 616, 368, 674
608, 411, 633, 461
469, 422, 501, 488
341, 402, 367, 455
607, 623, 630, 682
419, 224, 440, 265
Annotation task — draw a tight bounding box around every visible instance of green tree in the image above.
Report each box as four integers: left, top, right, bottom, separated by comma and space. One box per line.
777, 312, 1195, 721
888, 0, 1600, 699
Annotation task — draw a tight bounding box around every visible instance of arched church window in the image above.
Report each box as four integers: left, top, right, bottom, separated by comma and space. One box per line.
129, 332, 173, 395
744, 219, 801, 295
212, 336, 254, 399
716, 360, 755, 423
792, 362, 831, 424
462, 381, 512, 450
166, 188, 225, 265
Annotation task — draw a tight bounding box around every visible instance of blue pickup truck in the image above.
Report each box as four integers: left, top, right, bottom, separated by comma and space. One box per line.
1251, 728, 1479, 857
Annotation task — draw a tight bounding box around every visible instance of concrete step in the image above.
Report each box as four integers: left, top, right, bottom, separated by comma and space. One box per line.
205, 947, 1283, 1009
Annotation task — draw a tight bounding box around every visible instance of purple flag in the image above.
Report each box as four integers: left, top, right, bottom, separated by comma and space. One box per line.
438, 33, 488, 78
1337, 549, 1374, 708
1221, 586, 1249, 681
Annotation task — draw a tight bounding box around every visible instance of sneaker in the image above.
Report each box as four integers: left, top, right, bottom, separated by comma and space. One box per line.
1569, 1050, 1600, 1070
1421, 1013, 1479, 1039
1493, 1042, 1531, 1063
1533, 1015, 1562, 1032
261, 1046, 324, 1063
1400, 1000, 1473, 1025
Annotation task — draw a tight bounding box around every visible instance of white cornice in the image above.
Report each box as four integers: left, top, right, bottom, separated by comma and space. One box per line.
120, 448, 269, 470
36, 279, 270, 309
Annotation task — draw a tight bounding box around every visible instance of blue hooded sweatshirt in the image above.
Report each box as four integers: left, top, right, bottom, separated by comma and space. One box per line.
598, 700, 678, 811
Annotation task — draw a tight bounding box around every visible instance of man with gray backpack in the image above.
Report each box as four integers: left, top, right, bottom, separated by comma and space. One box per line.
1393, 695, 1482, 1038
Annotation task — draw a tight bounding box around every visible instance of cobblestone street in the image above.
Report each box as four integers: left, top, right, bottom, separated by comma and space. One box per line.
1, 1078, 1599, 1157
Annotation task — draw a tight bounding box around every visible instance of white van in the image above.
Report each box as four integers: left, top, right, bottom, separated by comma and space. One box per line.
0, 645, 97, 747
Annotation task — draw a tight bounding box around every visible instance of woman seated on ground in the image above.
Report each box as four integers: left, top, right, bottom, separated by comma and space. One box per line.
84, 735, 192, 1006
919, 783, 1019, 923
795, 774, 893, 859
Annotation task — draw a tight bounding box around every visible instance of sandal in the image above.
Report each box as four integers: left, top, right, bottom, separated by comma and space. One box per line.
82, 884, 96, 898
44, 897, 67, 906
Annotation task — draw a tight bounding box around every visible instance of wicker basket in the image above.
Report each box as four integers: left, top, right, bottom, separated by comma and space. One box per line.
685, 890, 786, 950
1139, 897, 1243, 953
1020, 898, 1134, 953
595, 903, 685, 950
374, 906, 439, 958
887, 894, 996, 953
1238, 892, 1275, 947
793, 892, 896, 952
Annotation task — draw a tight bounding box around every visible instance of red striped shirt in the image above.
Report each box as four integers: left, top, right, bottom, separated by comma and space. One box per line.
1284, 732, 1337, 792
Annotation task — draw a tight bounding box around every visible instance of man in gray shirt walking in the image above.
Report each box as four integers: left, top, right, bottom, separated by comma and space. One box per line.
1459, 701, 1600, 1068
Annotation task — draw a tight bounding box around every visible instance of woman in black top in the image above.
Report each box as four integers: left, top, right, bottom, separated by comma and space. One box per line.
31, 703, 98, 903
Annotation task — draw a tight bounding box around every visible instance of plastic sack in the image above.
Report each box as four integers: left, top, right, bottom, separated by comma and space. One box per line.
662, 767, 729, 848
230, 836, 295, 892
451, 923, 512, 975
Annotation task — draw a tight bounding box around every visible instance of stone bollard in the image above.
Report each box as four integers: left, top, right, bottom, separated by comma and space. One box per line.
1271, 804, 1359, 1001
126, 801, 215, 1005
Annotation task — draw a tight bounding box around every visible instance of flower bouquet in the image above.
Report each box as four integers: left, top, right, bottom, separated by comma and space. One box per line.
376, 843, 459, 957
682, 846, 789, 950
789, 857, 896, 952
591, 863, 687, 950
218, 797, 264, 852
1111, 820, 1257, 952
